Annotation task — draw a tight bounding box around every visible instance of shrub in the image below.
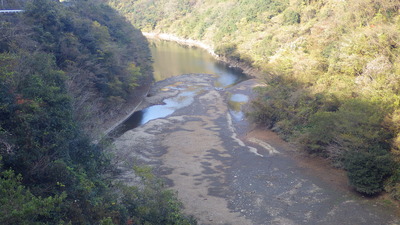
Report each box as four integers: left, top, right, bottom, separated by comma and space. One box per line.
283, 10, 301, 25
0, 166, 66, 224
345, 150, 393, 195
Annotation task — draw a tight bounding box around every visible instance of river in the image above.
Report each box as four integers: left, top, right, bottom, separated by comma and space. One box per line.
149, 39, 246, 86
112, 39, 247, 135
111, 39, 400, 224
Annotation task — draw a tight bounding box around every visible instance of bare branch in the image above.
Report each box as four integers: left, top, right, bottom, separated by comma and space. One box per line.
0, 138, 13, 154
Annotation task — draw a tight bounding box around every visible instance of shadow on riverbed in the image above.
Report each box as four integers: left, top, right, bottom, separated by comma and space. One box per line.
109, 110, 144, 137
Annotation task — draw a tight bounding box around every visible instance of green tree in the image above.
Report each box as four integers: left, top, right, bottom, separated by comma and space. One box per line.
345, 150, 393, 195
0, 157, 66, 224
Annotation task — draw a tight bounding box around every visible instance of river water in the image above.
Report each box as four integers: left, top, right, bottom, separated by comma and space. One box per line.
149, 39, 247, 87
113, 39, 248, 133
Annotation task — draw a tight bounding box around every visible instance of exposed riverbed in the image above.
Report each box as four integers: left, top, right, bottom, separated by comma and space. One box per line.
109, 40, 399, 224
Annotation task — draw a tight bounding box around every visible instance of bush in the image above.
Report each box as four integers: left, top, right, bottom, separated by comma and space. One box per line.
0, 166, 66, 224
345, 150, 393, 195
283, 10, 301, 25
120, 166, 197, 225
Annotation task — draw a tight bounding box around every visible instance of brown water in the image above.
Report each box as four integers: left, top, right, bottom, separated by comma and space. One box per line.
149, 39, 247, 87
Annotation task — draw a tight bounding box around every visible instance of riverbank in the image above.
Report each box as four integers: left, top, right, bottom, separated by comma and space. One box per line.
92, 79, 153, 142
110, 73, 399, 224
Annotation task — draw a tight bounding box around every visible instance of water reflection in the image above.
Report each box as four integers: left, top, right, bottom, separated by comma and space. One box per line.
141, 91, 196, 125
230, 94, 249, 102
228, 94, 249, 121
150, 39, 246, 87
111, 91, 196, 137
150, 40, 212, 80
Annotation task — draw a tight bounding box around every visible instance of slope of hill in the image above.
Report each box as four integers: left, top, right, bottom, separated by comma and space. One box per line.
107, 0, 400, 198
0, 0, 195, 224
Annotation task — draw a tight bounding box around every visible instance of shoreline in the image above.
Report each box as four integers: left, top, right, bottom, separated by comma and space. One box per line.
102, 85, 152, 139
92, 80, 152, 143
111, 72, 400, 223
142, 32, 218, 57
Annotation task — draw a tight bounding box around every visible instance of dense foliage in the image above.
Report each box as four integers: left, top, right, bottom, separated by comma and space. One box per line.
4, 0, 153, 136
0, 0, 195, 224
107, 0, 400, 196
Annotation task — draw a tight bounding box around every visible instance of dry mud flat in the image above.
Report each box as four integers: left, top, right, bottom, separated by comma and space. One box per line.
112, 74, 399, 225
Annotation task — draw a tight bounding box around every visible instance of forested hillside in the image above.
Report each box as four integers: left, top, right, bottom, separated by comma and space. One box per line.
0, 0, 195, 224
4, 0, 154, 137
0, 0, 28, 9
107, 0, 400, 197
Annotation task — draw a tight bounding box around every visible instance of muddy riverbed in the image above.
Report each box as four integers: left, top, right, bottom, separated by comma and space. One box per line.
110, 73, 399, 225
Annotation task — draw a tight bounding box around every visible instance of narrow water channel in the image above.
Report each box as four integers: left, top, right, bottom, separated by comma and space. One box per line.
112, 39, 248, 135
